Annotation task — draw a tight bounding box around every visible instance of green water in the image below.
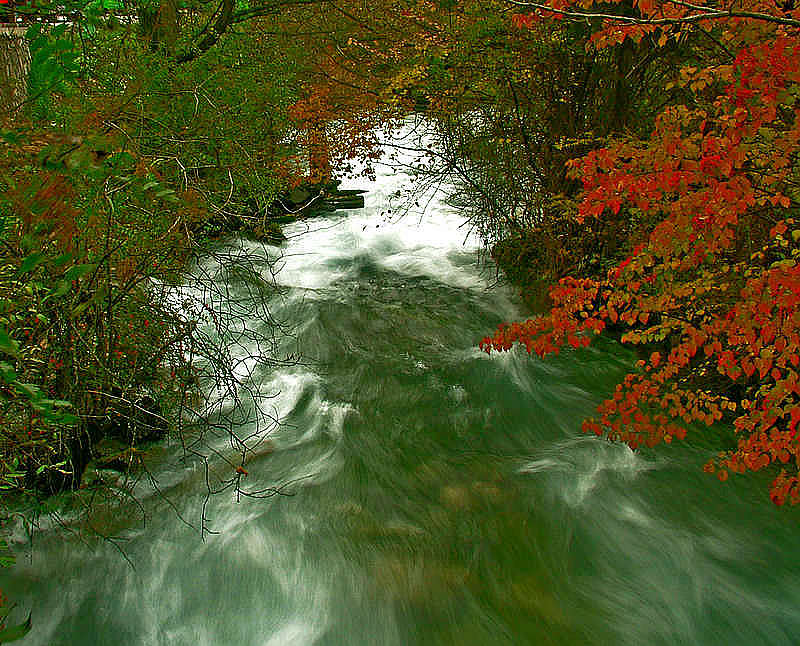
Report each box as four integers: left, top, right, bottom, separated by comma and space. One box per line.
4, 133, 800, 645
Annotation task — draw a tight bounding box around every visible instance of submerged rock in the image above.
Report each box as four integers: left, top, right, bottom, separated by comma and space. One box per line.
509, 576, 567, 625
371, 554, 470, 605
440, 484, 472, 510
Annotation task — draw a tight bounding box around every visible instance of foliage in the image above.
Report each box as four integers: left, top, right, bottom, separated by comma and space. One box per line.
0, 3, 309, 502
0, 119, 193, 493
80, 11, 304, 224
4, 0, 796, 518
25, 23, 80, 121
482, 0, 800, 505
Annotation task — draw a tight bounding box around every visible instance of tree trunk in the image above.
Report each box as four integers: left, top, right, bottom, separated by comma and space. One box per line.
308, 121, 331, 184
138, 0, 178, 54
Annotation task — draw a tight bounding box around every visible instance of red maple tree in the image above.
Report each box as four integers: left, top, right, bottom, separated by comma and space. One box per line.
485, 0, 800, 505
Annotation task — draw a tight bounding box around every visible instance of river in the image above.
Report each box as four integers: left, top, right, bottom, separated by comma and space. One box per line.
3, 124, 800, 645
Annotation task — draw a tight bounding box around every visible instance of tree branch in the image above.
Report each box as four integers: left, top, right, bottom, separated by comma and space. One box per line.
506, 0, 800, 29
175, 0, 235, 63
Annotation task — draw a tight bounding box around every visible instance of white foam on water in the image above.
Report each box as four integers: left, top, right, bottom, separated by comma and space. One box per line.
264, 370, 322, 421
263, 122, 492, 296
518, 458, 563, 474
272, 209, 485, 294
520, 436, 655, 508
261, 619, 322, 646
259, 371, 351, 446
616, 502, 654, 527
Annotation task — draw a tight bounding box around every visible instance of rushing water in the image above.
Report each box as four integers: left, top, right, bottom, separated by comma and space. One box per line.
4, 127, 800, 645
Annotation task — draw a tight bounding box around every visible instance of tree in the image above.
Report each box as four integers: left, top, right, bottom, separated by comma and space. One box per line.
482, 0, 800, 505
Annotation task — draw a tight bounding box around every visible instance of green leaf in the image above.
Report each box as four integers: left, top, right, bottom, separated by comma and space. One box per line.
108, 152, 134, 168
0, 328, 19, 359
43, 280, 71, 302
19, 252, 46, 274
61, 51, 79, 71
0, 130, 21, 145
24, 23, 42, 41
52, 253, 73, 267
0, 362, 17, 383
31, 37, 50, 57
70, 301, 93, 319
64, 263, 96, 282
40, 399, 72, 409
15, 383, 43, 402
0, 612, 32, 643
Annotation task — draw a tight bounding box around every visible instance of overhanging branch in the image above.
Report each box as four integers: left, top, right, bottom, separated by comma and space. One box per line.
506, 0, 800, 29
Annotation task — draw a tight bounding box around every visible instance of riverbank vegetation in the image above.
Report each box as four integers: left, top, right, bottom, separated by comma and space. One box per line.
1, 9, 279, 507
474, 4, 800, 507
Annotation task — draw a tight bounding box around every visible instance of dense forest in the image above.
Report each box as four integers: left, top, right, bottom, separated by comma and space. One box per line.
1, 0, 800, 640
